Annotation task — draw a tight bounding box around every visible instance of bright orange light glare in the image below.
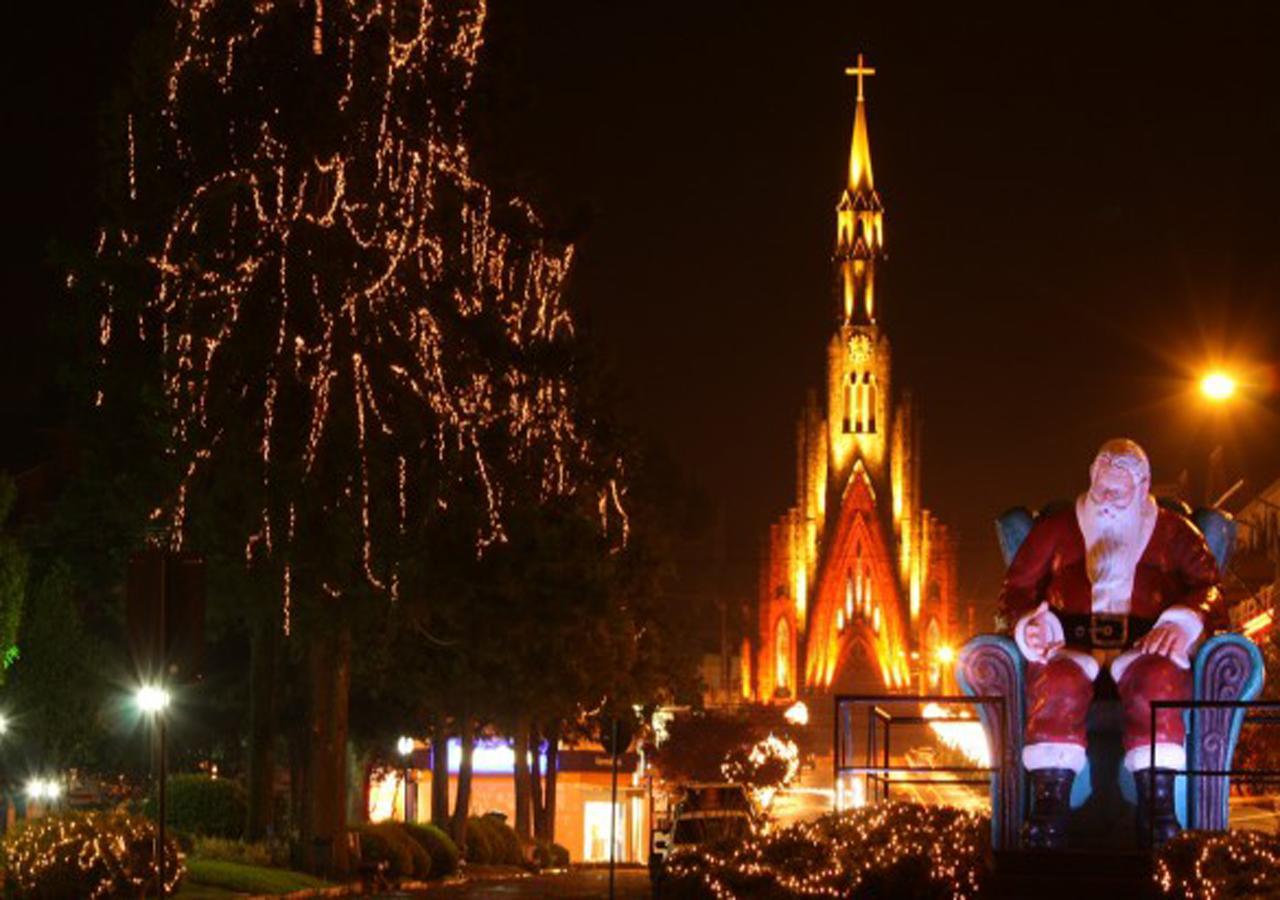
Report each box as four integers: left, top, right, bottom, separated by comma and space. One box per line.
1200, 372, 1237, 402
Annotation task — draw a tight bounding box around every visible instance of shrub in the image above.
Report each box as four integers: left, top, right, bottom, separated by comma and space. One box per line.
550, 842, 570, 867
144, 774, 247, 839
463, 816, 494, 864
403, 823, 460, 878
3, 809, 183, 899
352, 823, 430, 879
478, 815, 521, 865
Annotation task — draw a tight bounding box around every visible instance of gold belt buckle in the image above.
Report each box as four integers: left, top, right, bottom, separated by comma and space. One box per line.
1090, 613, 1128, 648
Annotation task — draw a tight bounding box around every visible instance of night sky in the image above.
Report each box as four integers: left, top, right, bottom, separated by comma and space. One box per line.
5, 2, 1280, 621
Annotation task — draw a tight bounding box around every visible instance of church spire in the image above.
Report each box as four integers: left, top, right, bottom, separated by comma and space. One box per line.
836, 53, 884, 324
846, 53, 876, 194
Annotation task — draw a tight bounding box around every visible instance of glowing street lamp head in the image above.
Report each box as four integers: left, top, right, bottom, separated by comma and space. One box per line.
1200, 371, 1237, 403
25, 778, 61, 801
136, 685, 171, 714
396, 736, 415, 758
0, 713, 8, 735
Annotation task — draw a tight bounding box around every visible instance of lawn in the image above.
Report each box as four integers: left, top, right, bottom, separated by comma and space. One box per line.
182, 858, 330, 895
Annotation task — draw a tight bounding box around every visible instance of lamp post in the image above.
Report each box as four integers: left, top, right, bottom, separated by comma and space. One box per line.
397, 736, 414, 823
137, 684, 171, 898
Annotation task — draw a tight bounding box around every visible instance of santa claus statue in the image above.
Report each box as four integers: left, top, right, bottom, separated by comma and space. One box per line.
997, 438, 1223, 848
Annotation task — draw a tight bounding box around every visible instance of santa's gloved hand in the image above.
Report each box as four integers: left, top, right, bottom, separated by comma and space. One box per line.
1017, 601, 1064, 663
1133, 623, 1189, 659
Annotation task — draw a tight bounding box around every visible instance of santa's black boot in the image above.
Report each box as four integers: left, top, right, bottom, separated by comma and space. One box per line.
1135, 768, 1180, 848
1023, 767, 1074, 850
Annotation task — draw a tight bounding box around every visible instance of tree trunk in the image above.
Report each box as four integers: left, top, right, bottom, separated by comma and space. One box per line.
430, 708, 450, 825
543, 720, 560, 843
301, 619, 352, 877
513, 714, 533, 841
530, 723, 546, 842
450, 715, 475, 850
246, 614, 279, 840
287, 714, 306, 868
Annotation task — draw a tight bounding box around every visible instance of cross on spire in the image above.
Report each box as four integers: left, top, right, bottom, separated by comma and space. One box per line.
844, 52, 876, 101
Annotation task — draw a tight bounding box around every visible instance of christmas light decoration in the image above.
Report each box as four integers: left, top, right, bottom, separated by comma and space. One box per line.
94, 0, 613, 627
662, 801, 988, 899
2, 810, 184, 898
1155, 829, 1280, 899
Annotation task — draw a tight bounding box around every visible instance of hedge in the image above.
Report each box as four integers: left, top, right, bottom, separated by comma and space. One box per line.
143, 774, 247, 839
403, 823, 460, 878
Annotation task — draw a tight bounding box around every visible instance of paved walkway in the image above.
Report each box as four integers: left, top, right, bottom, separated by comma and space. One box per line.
378, 867, 651, 898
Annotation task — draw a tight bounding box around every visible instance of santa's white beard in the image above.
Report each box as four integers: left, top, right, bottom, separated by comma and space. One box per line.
1079, 497, 1150, 611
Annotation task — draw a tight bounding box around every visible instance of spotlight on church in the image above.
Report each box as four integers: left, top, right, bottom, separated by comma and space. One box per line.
1200, 371, 1237, 402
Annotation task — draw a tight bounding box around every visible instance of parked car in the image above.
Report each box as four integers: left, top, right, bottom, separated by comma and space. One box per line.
651, 783, 756, 889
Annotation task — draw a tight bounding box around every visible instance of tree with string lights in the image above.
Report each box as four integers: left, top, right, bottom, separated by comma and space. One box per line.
91, 0, 613, 872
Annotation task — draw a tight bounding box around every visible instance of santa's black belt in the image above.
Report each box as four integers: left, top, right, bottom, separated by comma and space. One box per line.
1057, 613, 1156, 650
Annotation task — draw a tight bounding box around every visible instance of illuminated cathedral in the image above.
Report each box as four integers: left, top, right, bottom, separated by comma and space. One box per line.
747, 57, 958, 701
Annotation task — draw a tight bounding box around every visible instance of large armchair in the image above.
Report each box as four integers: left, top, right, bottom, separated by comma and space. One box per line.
957, 504, 1265, 849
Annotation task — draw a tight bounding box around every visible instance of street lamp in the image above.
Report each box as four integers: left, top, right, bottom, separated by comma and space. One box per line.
397, 737, 414, 823
136, 684, 171, 899
1200, 371, 1237, 403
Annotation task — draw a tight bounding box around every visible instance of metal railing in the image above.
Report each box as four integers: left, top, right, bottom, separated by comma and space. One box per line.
1147, 698, 1280, 846
833, 694, 1012, 843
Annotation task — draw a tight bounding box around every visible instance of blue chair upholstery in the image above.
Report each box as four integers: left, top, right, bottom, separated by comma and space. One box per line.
958, 504, 1265, 849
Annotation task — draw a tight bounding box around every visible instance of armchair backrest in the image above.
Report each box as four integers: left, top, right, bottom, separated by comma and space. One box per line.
993, 501, 1237, 571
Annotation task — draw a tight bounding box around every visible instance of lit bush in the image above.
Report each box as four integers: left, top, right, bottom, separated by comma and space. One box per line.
463, 816, 494, 864
2, 810, 183, 899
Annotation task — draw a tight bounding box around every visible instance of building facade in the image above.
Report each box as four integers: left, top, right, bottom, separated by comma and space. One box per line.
747, 60, 958, 702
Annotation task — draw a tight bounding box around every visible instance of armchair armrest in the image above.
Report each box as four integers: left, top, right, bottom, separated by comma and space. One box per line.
957, 635, 1026, 850
1187, 633, 1266, 830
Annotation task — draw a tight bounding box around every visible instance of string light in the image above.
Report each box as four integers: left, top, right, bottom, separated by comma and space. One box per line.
2, 810, 184, 898
1154, 830, 1280, 899
93, 0, 619, 621
663, 801, 988, 899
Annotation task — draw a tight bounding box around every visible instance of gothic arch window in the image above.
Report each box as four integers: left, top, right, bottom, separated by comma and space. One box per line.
865, 373, 878, 434
842, 381, 852, 434
851, 374, 864, 433
863, 562, 873, 616
774, 617, 792, 695
845, 570, 855, 620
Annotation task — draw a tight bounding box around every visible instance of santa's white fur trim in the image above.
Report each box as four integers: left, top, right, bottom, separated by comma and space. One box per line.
1124, 742, 1186, 772
1014, 607, 1064, 664
1023, 741, 1087, 773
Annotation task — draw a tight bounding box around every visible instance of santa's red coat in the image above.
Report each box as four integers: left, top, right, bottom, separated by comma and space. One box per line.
996, 505, 1224, 631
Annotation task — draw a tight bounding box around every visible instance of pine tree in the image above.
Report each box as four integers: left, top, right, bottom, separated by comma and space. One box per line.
93, 0, 601, 871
